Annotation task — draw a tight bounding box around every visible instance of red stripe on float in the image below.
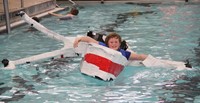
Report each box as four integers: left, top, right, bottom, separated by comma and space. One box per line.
84, 53, 124, 77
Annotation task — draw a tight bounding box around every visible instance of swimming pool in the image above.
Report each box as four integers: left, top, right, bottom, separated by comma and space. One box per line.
0, 2, 200, 103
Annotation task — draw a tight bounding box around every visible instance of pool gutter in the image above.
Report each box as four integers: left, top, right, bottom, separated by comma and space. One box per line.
59, 0, 194, 4
0, 0, 57, 34
0, 7, 65, 34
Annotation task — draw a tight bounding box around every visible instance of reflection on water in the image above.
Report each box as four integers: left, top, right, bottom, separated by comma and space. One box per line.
0, 75, 37, 102
159, 70, 200, 103
0, 57, 76, 102
0, 2, 200, 103
100, 11, 154, 32
194, 38, 200, 66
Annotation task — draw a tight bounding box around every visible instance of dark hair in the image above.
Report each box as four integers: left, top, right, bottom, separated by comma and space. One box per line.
105, 32, 122, 46
32, 17, 40, 22
70, 8, 79, 15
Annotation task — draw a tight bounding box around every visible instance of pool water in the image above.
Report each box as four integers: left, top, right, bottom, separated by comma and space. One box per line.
1, 2, 200, 103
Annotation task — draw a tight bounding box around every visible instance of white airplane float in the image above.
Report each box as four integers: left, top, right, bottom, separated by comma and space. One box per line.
1, 11, 192, 81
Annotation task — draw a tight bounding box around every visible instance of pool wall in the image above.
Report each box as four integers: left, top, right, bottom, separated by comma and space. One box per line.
59, 0, 200, 4
0, 0, 56, 34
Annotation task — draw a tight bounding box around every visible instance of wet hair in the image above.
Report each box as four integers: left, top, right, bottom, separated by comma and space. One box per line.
2, 59, 9, 67
70, 8, 79, 15
32, 17, 40, 22
105, 32, 122, 46
87, 31, 128, 50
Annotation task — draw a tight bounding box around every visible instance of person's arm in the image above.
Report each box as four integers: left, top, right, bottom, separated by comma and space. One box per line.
48, 12, 64, 17
129, 52, 148, 61
73, 36, 98, 48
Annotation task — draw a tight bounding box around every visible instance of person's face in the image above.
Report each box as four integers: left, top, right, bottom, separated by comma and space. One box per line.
108, 37, 120, 50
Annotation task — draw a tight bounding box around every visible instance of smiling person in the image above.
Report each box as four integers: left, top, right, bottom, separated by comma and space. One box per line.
73, 32, 192, 70
73, 32, 147, 60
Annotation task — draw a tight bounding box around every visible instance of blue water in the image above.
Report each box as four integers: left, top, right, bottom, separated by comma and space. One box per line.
1, 2, 200, 103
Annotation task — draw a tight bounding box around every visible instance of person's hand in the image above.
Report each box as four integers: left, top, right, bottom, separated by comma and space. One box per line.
73, 37, 81, 48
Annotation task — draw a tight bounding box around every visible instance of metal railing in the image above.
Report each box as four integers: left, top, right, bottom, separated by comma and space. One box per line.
3, 0, 10, 33
0, 0, 56, 34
